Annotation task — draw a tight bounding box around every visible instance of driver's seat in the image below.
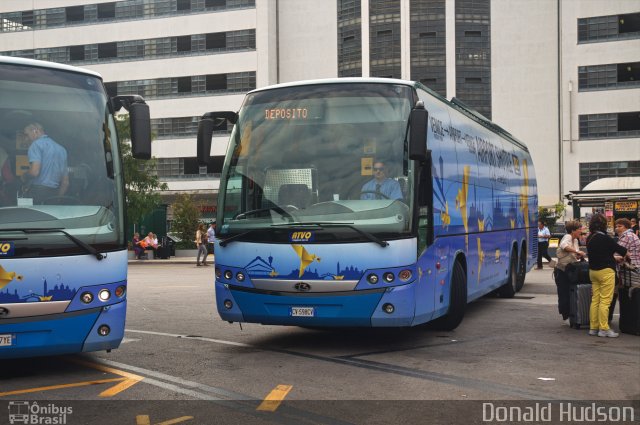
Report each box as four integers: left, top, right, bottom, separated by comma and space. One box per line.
278, 184, 311, 209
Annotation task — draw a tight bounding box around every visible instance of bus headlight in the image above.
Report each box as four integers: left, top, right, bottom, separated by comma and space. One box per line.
383, 272, 395, 283
80, 292, 94, 304
224, 270, 233, 280
367, 274, 379, 284
98, 325, 111, 336
382, 303, 395, 314
223, 299, 233, 309
236, 272, 245, 282
98, 289, 111, 301
115, 285, 126, 298
215, 267, 222, 278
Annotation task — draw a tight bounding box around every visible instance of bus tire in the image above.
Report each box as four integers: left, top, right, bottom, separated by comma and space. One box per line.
429, 261, 467, 331
515, 246, 527, 292
497, 251, 518, 298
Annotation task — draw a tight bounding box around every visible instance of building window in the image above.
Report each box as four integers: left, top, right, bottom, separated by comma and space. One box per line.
206, 32, 226, 49
455, 0, 491, 119
578, 62, 640, 91
69, 45, 85, 61
98, 42, 117, 59
206, 0, 227, 8
97, 3, 116, 19
579, 161, 640, 189
21, 11, 34, 26
176, 35, 192, 52
104, 82, 118, 97
579, 112, 640, 139
65, 6, 84, 22
177, 0, 192, 11
578, 12, 640, 43
177, 77, 192, 93
410, 0, 446, 96
338, 0, 362, 77
206, 74, 227, 91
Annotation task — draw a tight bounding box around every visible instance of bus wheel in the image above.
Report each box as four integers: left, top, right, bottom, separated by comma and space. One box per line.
429, 261, 467, 331
497, 251, 518, 298
515, 247, 526, 292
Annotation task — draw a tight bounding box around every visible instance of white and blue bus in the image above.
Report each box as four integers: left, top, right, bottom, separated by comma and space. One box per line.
197, 78, 537, 329
0, 57, 151, 358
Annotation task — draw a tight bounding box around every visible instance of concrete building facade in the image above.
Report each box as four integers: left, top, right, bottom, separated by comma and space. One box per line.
1, 0, 638, 224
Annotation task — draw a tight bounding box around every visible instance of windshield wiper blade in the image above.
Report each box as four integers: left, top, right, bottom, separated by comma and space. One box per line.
218, 228, 262, 247
274, 222, 389, 247
234, 206, 293, 221
1, 227, 105, 260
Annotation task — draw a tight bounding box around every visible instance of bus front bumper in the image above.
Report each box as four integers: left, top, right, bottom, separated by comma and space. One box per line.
0, 301, 126, 359
216, 282, 416, 327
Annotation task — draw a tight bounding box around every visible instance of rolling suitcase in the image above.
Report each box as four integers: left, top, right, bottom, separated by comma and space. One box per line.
157, 246, 169, 259
566, 261, 590, 285
569, 283, 591, 329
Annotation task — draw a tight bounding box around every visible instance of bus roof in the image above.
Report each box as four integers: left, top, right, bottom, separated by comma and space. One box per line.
249, 77, 528, 153
0, 55, 102, 79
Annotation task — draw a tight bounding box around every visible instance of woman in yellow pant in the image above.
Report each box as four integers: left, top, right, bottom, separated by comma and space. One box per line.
586, 214, 628, 338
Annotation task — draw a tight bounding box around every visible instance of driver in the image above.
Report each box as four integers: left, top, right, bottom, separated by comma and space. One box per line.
360, 160, 402, 200
22, 122, 69, 204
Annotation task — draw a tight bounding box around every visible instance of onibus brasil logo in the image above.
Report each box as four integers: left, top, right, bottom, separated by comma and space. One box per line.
8, 401, 72, 424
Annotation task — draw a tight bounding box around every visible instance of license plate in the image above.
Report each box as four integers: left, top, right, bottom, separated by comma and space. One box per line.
0, 334, 13, 346
290, 307, 315, 317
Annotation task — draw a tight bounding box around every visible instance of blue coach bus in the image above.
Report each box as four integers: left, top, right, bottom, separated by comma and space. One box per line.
0, 57, 151, 358
197, 78, 537, 330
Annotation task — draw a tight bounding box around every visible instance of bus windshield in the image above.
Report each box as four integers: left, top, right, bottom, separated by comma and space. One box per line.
0, 63, 124, 257
218, 83, 415, 242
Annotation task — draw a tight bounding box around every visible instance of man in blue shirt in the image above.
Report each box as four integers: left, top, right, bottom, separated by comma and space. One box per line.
23, 123, 69, 204
536, 219, 555, 269
360, 160, 403, 201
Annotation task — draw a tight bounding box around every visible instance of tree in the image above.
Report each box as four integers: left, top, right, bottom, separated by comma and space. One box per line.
538, 202, 566, 228
171, 194, 200, 249
116, 115, 168, 230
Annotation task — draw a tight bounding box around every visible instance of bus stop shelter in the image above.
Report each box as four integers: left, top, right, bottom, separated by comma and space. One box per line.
566, 177, 640, 225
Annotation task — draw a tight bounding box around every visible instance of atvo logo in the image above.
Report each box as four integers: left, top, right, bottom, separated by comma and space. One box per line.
0, 242, 14, 257
290, 232, 314, 242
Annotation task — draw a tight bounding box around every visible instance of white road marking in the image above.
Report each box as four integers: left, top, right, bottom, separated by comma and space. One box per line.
126, 329, 253, 348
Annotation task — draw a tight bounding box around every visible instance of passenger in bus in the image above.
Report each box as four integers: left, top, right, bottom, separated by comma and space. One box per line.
21, 122, 69, 204
0, 146, 16, 206
360, 160, 403, 201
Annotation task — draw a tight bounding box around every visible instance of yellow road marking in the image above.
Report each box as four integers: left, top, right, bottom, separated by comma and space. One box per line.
68, 358, 144, 397
136, 415, 193, 425
256, 384, 293, 412
0, 378, 124, 397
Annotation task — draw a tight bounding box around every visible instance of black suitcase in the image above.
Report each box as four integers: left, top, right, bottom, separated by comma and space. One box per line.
566, 261, 591, 285
569, 283, 591, 329
157, 246, 169, 259
618, 287, 640, 336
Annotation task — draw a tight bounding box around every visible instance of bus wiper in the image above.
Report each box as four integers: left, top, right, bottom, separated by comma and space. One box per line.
218, 228, 263, 247
234, 206, 293, 221
1, 228, 105, 260
274, 222, 389, 247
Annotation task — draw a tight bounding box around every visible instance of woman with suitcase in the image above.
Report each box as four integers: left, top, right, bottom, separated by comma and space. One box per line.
586, 214, 627, 338
553, 220, 587, 321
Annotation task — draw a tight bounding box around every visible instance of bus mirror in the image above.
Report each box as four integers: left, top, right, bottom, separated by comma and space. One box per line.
197, 118, 214, 166
129, 103, 151, 160
197, 111, 237, 166
409, 108, 428, 161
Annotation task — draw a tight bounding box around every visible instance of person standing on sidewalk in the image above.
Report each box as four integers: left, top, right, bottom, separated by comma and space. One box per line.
537, 220, 555, 269
586, 214, 627, 338
195, 223, 208, 266
206, 222, 216, 262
